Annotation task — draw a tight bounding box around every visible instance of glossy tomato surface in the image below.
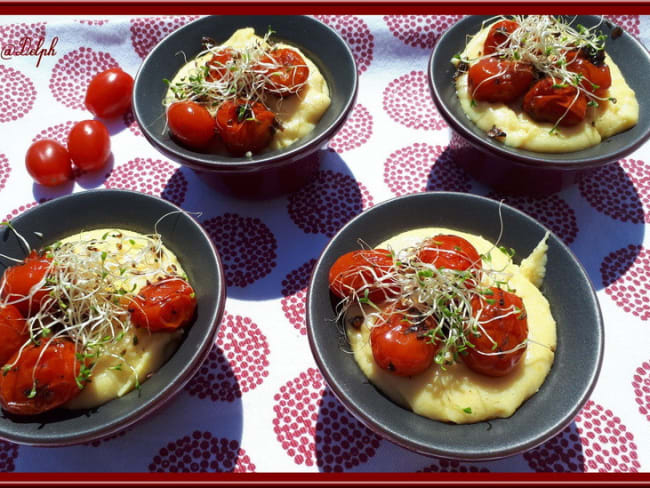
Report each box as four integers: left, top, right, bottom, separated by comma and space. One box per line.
167, 101, 216, 149
0, 340, 82, 416
85, 68, 134, 119
0, 305, 28, 365
258, 48, 310, 95
464, 287, 528, 377
417, 234, 481, 274
128, 278, 197, 331
67, 120, 111, 172
523, 77, 587, 126
370, 307, 438, 377
25, 140, 73, 187
328, 249, 399, 304
468, 58, 534, 104
483, 20, 520, 55
215, 99, 275, 155
1, 250, 52, 316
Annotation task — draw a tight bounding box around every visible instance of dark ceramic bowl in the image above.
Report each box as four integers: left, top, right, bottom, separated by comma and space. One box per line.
429, 15, 650, 195
133, 15, 358, 199
307, 192, 604, 460
0, 190, 225, 446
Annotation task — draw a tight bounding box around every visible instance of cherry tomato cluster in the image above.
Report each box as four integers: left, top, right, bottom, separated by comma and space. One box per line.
25, 68, 134, 187
328, 234, 529, 378
0, 248, 196, 416
467, 19, 612, 127
166, 47, 309, 156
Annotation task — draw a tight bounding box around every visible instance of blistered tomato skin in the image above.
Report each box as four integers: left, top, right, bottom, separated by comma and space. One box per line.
417, 234, 482, 274
85, 68, 134, 119
565, 50, 612, 98
464, 287, 528, 377
25, 140, 73, 187
128, 278, 197, 331
468, 58, 534, 104
215, 99, 275, 155
328, 249, 399, 304
0, 305, 28, 365
206, 48, 235, 82
483, 20, 520, 55
67, 120, 111, 172
523, 78, 588, 126
257, 48, 310, 95
167, 101, 216, 149
0, 340, 82, 415
1, 250, 53, 317
370, 308, 438, 377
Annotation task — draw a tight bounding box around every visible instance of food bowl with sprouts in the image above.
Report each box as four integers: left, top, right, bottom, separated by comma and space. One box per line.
307, 192, 603, 459
428, 15, 650, 195
133, 15, 358, 199
0, 190, 225, 446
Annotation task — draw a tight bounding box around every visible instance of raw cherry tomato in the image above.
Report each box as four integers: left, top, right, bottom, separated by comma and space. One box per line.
215, 99, 275, 155
167, 101, 216, 149
483, 20, 520, 55
257, 48, 309, 95
328, 249, 399, 304
25, 139, 73, 187
463, 287, 528, 377
66, 120, 111, 172
206, 48, 235, 82
0, 305, 28, 365
0, 340, 82, 415
1, 250, 52, 316
128, 278, 197, 331
468, 57, 534, 103
418, 235, 481, 274
84, 68, 134, 119
523, 77, 587, 126
370, 307, 438, 377
565, 50, 612, 98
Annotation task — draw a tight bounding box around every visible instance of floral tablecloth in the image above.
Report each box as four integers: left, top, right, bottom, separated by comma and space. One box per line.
0, 14, 648, 474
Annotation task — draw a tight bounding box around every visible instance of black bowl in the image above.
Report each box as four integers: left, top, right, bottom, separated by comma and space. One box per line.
0, 190, 225, 446
307, 192, 604, 460
133, 15, 358, 199
429, 15, 650, 195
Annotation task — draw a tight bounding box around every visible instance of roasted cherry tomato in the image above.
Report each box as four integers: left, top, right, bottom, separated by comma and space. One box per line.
85, 68, 134, 119
523, 77, 587, 126
66, 120, 111, 172
0, 340, 82, 415
215, 99, 275, 155
328, 249, 399, 304
468, 57, 534, 104
417, 235, 481, 274
0, 305, 28, 365
370, 307, 438, 377
167, 101, 216, 149
25, 139, 73, 187
1, 250, 52, 316
206, 48, 235, 82
128, 278, 197, 331
565, 50, 612, 98
483, 20, 520, 55
463, 287, 528, 377
257, 48, 309, 95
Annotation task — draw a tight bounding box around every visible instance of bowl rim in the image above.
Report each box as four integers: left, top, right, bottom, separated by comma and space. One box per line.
132, 14, 359, 173
0, 189, 226, 446
306, 191, 604, 460
428, 15, 650, 171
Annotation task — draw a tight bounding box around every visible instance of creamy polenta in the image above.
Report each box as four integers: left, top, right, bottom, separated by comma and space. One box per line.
61, 229, 186, 410
346, 228, 556, 424
165, 27, 331, 152
455, 21, 639, 153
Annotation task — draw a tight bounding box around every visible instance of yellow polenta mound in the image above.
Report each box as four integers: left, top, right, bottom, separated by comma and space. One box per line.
346, 228, 556, 424
165, 27, 331, 152
454, 21, 638, 153
63, 229, 185, 410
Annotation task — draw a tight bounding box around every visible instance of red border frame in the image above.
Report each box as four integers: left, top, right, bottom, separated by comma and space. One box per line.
0, 1, 649, 14
0, 3, 649, 485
